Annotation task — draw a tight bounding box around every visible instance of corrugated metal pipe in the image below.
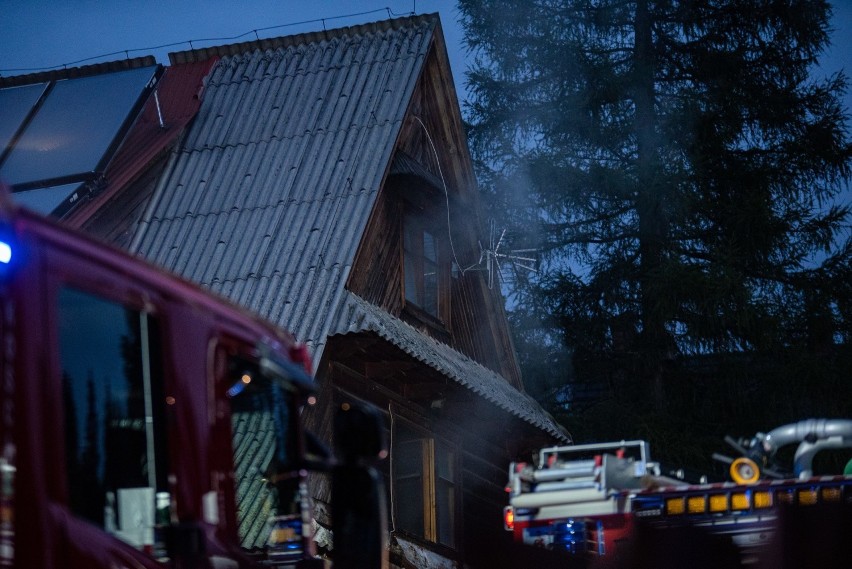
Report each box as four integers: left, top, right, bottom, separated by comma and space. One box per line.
759, 419, 852, 479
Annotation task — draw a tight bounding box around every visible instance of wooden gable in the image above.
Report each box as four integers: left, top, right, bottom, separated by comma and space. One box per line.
347, 22, 523, 389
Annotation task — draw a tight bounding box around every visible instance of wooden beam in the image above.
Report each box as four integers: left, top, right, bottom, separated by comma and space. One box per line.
401, 380, 449, 401
364, 360, 418, 379
326, 335, 381, 361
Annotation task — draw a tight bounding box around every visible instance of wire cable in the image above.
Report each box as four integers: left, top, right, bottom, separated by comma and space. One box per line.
412, 115, 479, 275
0, 6, 417, 74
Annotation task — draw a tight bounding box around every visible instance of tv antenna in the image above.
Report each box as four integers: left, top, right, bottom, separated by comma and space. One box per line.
478, 219, 538, 289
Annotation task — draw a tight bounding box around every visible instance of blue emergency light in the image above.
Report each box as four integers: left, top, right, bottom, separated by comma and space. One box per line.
0, 229, 20, 276
0, 241, 11, 264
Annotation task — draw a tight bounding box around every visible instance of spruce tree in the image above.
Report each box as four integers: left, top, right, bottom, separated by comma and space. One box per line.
460, 0, 852, 416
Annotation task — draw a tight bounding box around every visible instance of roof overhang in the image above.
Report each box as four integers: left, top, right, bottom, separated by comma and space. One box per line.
330, 291, 570, 442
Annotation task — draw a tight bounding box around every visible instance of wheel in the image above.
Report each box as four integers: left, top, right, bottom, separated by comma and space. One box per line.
730, 457, 760, 484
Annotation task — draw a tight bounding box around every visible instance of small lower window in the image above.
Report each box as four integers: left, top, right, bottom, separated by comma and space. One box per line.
394, 434, 425, 536
392, 424, 457, 548
435, 441, 456, 548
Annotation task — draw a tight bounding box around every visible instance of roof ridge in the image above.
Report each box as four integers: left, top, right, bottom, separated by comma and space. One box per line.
168, 13, 438, 65
208, 41, 427, 85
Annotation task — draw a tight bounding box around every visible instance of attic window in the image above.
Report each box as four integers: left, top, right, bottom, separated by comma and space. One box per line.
404, 209, 439, 317
391, 169, 451, 329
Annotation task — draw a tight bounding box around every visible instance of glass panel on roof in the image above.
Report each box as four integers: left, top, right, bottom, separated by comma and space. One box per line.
0, 82, 48, 154
12, 182, 82, 215
0, 66, 157, 186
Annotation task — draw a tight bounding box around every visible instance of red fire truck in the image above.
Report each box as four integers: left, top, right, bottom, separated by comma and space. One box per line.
504, 421, 852, 566
0, 190, 385, 568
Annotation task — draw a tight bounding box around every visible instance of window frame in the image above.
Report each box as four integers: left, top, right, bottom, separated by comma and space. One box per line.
52, 280, 172, 555
42, 245, 175, 560
399, 190, 451, 331
219, 344, 304, 554
391, 421, 459, 550
403, 206, 441, 319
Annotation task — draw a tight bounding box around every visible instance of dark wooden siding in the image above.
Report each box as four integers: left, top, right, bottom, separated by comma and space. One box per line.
348, 183, 405, 314
302, 359, 336, 518
322, 351, 516, 563
348, 39, 523, 383
349, 175, 522, 386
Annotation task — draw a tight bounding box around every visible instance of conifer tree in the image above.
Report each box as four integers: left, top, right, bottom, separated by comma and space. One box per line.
460, 0, 852, 411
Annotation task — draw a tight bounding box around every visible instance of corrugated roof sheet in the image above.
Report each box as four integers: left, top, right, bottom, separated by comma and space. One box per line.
332, 291, 570, 442
131, 15, 433, 358
129, 14, 566, 441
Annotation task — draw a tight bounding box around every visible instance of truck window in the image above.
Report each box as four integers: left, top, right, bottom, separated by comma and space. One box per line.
58, 287, 169, 553
227, 357, 302, 557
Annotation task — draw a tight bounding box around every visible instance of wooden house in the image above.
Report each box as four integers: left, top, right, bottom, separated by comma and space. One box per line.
0, 14, 568, 568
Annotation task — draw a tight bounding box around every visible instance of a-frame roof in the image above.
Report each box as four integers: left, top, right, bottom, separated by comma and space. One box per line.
130, 14, 433, 357
125, 14, 567, 441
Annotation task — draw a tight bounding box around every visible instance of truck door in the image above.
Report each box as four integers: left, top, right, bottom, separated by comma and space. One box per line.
216, 342, 312, 565
45, 253, 173, 568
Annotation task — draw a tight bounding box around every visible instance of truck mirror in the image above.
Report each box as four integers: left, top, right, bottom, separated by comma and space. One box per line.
331, 401, 388, 569
258, 342, 315, 394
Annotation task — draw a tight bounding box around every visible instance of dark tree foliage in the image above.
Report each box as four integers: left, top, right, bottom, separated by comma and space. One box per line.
460, 0, 852, 459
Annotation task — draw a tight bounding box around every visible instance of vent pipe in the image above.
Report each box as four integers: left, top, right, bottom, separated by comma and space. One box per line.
153, 90, 165, 129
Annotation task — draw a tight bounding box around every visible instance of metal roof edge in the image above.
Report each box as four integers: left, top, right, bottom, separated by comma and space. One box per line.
0, 56, 159, 88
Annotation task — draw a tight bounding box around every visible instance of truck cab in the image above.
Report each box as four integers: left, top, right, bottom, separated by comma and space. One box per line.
0, 199, 365, 568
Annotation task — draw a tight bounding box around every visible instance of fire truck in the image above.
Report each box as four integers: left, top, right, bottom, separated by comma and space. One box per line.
0, 190, 386, 568
504, 420, 852, 565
